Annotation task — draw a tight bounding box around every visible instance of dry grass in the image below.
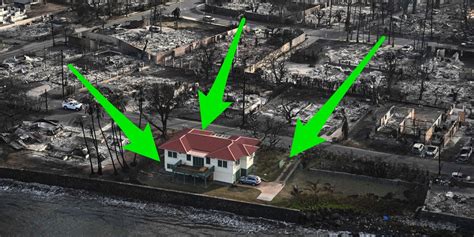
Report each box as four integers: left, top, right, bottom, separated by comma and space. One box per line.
253, 149, 287, 182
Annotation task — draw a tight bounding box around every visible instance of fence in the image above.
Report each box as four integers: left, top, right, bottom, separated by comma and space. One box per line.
204, 4, 283, 23
70, 32, 151, 61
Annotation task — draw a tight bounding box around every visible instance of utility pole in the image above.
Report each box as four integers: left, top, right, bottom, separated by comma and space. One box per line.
64, 28, 67, 46
61, 49, 64, 100
159, 0, 163, 32
50, 15, 55, 46
430, 0, 434, 39
345, 1, 351, 42
241, 58, 248, 127
44, 89, 48, 112
438, 145, 442, 176
356, 1, 361, 43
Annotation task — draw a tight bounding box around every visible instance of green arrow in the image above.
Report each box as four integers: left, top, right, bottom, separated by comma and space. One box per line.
198, 17, 246, 129
290, 36, 386, 157
68, 64, 160, 162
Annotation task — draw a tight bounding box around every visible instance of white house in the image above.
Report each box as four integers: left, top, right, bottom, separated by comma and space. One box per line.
159, 128, 260, 184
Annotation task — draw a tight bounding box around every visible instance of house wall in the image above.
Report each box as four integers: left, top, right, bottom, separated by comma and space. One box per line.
240, 153, 254, 170
379, 106, 394, 128
214, 158, 236, 183
163, 149, 241, 184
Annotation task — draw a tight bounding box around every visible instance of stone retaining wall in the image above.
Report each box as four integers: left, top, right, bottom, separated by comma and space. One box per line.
0, 167, 306, 224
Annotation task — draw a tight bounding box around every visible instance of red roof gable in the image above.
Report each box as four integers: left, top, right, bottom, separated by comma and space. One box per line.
159, 129, 260, 161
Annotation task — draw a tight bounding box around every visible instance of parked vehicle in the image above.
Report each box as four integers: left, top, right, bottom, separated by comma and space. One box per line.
239, 175, 261, 186
202, 15, 215, 23
412, 143, 425, 156
452, 172, 464, 179
425, 145, 439, 159
399, 45, 413, 52
457, 146, 473, 163
62, 99, 83, 111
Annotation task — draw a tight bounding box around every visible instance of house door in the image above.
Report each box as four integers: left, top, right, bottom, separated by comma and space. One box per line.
193, 157, 204, 167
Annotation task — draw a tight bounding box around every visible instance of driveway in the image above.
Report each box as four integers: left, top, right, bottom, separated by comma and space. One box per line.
251, 181, 284, 202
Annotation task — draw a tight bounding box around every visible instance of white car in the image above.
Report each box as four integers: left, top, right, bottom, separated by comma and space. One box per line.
457, 146, 473, 163
412, 143, 425, 156
202, 15, 215, 22
62, 99, 83, 111
424, 145, 439, 159
399, 45, 413, 52
452, 172, 464, 179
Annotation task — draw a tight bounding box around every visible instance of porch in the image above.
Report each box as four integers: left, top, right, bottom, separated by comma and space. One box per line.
170, 160, 215, 187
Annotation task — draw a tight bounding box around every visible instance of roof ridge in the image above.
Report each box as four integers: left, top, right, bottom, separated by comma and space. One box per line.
178, 129, 192, 153
227, 142, 236, 160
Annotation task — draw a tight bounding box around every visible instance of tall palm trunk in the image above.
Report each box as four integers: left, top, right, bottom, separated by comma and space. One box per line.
80, 120, 94, 175
117, 129, 128, 169
89, 110, 102, 175
111, 121, 124, 168
97, 111, 118, 176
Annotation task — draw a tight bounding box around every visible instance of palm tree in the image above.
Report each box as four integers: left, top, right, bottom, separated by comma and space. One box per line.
96, 105, 118, 176
80, 118, 94, 175
84, 96, 102, 175
107, 89, 129, 170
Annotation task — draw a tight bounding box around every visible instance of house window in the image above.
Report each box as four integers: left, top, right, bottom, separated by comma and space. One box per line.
168, 151, 177, 158
187, 154, 191, 161
206, 157, 210, 164
218, 160, 227, 168
235, 159, 240, 165
167, 164, 172, 169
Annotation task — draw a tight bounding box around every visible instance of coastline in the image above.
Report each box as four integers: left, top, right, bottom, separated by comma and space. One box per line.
1, 165, 471, 235
0, 166, 305, 224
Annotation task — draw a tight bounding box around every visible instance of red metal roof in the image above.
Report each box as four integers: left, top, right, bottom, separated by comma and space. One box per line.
159, 129, 260, 161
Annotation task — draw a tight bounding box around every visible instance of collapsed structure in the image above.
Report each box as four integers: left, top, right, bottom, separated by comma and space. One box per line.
376, 104, 466, 147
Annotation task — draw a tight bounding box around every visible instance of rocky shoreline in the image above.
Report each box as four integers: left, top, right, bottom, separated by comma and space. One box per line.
0, 165, 470, 236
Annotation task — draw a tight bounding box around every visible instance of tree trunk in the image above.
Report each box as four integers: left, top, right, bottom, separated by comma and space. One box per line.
132, 97, 143, 166
117, 129, 128, 169
97, 112, 118, 176
419, 76, 425, 101
111, 121, 124, 168
80, 120, 94, 175
89, 112, 102, 175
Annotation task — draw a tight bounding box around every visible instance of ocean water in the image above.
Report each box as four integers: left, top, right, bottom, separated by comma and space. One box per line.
0, 179, 355, 237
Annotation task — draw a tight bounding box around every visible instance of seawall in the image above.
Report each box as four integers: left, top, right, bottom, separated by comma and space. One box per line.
0, 167, 306, 224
